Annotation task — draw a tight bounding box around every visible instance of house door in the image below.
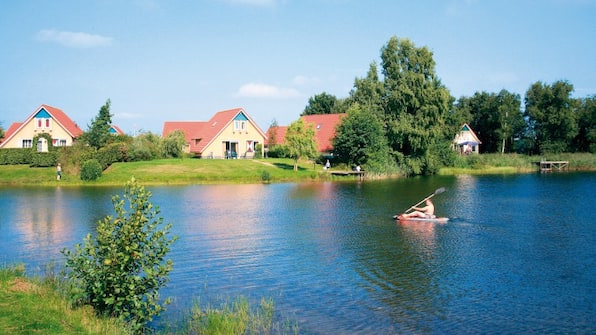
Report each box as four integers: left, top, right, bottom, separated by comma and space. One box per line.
224, 141, 238, 158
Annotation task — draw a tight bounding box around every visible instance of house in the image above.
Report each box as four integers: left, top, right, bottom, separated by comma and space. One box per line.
162, 107, 266, 159
266, 113, 346, 155
453, 123, 481, 154
109, 125, 124, 135
0, 104, 84, 151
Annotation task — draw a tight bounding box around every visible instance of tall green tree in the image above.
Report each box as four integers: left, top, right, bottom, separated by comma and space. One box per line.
349, 62, 385, 119
380, 36, 452, 174
303, 92, 339, 115
333, 104, 392, 172
455, 90, 524, 153
85, 99, 113, 149
284, 118, 317, 171
572, 95, 596, 153
524, 80, 578, 153
62, 178, 177, 333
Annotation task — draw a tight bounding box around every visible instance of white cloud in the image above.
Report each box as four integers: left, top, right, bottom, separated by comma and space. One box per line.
37, 29, 113, 48
235, 82, 300, 99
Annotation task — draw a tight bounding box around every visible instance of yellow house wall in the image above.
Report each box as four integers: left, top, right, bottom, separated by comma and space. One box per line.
202, 121, 265, 159
2, 118, 76, 149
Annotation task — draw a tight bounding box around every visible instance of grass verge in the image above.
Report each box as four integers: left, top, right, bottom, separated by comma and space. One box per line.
0, 264, 131, 335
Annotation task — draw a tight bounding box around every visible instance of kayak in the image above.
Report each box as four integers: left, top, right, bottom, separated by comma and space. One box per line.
393, 215, 449, 224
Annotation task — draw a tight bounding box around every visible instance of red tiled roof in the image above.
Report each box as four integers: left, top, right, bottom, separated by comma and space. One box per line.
265, 126, 288, 146
266, 113, 345, 152
162, 107, 266, 154
41, 104, 84, 138
0, 104, 83, 147
162, 121, 207, 153
110, 124, 124, 135
302, 114, 345, 152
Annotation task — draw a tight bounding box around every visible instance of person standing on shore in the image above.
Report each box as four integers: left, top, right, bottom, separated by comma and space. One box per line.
56, 163, 62, 180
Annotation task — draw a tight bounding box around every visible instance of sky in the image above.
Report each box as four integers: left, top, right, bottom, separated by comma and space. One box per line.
1, 0, 595, 135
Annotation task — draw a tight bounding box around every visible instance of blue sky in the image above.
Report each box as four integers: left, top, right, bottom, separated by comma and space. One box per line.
1, 0, 594, 135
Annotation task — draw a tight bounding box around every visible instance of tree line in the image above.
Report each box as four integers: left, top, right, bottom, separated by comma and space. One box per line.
283, 36, 594, 175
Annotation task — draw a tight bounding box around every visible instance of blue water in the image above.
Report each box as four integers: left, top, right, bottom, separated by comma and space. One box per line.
0, 172, 594, 334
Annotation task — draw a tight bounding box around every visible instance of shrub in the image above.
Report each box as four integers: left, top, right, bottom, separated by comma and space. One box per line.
80, 159, 103, 181
62, 178, 177, 333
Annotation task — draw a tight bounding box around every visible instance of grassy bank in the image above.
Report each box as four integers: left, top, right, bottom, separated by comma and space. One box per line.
0, 158, 329, 186
0, 264, 130, 335
439, 152, 596, 175
0, 154, 594, 186
0, 265, 298, 335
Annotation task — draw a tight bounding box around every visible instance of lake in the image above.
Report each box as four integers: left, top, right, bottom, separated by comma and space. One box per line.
0, 172, 594, 334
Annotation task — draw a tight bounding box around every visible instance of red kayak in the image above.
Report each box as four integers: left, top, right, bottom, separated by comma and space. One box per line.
393, 215, 449, 224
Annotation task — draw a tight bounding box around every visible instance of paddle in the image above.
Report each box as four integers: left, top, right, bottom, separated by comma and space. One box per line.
393, 187, 446, 219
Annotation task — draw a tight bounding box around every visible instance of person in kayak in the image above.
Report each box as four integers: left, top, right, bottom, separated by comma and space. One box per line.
400, 199, 435, 219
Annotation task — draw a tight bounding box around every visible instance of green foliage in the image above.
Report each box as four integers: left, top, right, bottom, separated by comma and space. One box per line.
572, 95, 596, 153
83, 99, 113, 149
30, 151, 58, 168
333, 104, 393, 173
62, 178, 177, 333
0, 148, 33, 165
302, 92, 339, 115
261, 170, 271, 183
80, 159, 103, 181
181, 296, 299, 335
455, 90, 525, 153
161, 130, 186, 158
524, 80, 578, 154
284, 119, 318, 171
129, 132, 161, 161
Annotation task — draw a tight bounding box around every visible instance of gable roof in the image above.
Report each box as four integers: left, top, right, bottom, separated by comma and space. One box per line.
109, 125, 124, 135
302, 114, 345, 152
454, 123, 482, 145
266, 113, 346, 152
265, 125, 288, 146
162, 121, 207, 152
0, 104, 84, 147
195, 107, 266, 153
162, 107, 266, 154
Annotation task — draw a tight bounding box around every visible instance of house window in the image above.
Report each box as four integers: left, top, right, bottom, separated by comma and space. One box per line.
53, 139, 67, 147
36, 118, 51, 129
22, 139, 32, 148
234, 121, 246, 131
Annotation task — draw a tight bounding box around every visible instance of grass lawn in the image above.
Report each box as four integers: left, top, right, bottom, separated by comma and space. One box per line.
0, 265, 130, 335
0, 158, 331, 186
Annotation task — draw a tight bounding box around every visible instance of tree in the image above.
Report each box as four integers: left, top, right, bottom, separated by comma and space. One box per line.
62, 178, 177, 333
495, 90, 525, 154
349, 62, 385, 119
84, 99, 113, 149
379, 36, 452, 174
303, 92, 339, 115
524, 80, 578, 153
161, 130, 186, 158
455, 90, 524, 154
333, 104, 392, 172
284, 118, 317, 171
572, 95, 596, 153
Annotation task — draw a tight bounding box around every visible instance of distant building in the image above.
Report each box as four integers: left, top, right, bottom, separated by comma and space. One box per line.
453, 123, 481, 154
162, 107, 266, 159
109, 125, 125, 135
0, 104, 84, 151
266, 113, 346, 155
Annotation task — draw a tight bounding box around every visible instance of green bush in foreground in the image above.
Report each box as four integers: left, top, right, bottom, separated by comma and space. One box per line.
62, 177, 177, 333
80, 159, 103, 181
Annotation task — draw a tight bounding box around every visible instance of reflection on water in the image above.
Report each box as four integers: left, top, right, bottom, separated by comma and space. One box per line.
0, 173, 595, 334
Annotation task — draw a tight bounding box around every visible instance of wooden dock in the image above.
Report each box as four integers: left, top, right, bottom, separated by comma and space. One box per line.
330, 170, 365, 180
539, 160, 569, 172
